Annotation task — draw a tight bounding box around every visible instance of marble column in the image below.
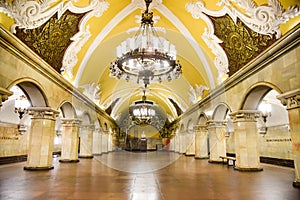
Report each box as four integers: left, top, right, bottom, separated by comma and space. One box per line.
278, 89, 300, 187
175, 134, 180, 153
93, 128, 102, 156
24, 107, 59, 170
108, 133, 113, 152
170, 137, 175, 151
207, 120, 227, 163
102, 131, 108, 153
59, 118, 81, 163
179, 133, 186, 154
79, 124, 95, 159
230, 110, 262, 171
186, 131, 195, 156
194, 125, 209, 159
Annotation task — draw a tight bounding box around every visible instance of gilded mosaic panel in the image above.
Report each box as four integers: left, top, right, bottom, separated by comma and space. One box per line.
15, 11, 85, 73
209, 15, 277, 76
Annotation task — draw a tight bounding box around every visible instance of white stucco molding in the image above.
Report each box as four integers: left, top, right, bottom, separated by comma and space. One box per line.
0, 0, 109, 78
186, 0, 300, 83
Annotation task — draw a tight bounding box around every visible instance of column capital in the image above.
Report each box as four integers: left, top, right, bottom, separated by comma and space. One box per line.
207, 120, 226, 127
61, 118, 82, 126
277, 89, 300, 110
28, 107, 59, 120
193, 124, 207, 131
81, 124, 95, 131
229, 110, 260, 122
0, 87, 13, 107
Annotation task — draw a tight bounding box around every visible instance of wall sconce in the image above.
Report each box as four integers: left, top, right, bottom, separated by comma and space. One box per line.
258, 100, 272, 134
14, 95, 30, 119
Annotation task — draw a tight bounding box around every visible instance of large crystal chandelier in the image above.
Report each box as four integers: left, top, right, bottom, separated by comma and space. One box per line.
110, 0, 182, 87
129, 90, 156, 126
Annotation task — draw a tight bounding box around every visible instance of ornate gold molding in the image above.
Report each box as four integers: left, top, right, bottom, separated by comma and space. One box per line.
15, 11, 85, 73
210, 15, 276, 76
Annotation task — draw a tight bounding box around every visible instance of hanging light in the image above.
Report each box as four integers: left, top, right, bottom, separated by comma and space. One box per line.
15, 94, 30, 119
129, 90, 156, 126
109, 0, 182, 87
258, 100, 272, 134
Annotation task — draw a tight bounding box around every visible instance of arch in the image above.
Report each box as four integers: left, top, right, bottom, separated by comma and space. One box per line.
197, 112, 208, 125
212, 103, 231, 121
104, 122, 108, 131
81, 112, 91, 125
59, 101, 77, 118
94, 118, 101, 130
187, 119, 194, 132
240, 82, 282, 110
8, 78, 48, 107
179, 124, 185, 133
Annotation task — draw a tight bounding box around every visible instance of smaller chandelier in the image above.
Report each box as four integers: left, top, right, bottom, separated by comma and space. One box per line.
15, 94, 30, 119
129, 92, 156, 126
110, 0, 182, 87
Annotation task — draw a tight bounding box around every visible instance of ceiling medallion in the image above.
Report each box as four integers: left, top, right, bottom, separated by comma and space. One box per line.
110, 0, 182, 87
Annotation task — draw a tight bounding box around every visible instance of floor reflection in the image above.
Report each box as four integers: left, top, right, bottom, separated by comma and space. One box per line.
94, 150, 181, 173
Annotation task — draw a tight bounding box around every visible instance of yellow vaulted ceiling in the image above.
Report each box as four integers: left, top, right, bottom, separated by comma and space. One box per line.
0, 0, 299, 124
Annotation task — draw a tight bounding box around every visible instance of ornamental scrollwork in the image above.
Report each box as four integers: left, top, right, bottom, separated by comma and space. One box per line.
0, 0, 109, 77
186, 0, 299, 80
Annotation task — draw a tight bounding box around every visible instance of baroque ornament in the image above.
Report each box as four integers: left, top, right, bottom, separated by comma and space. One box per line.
186, 0, 300, 80
0, 0, 109, 77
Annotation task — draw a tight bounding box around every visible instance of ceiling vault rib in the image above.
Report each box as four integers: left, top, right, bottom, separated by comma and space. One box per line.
156, 5, 215, 89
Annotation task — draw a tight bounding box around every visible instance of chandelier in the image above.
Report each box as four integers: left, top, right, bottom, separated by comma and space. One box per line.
129, 90, 156, 126
110, 0, 182, 87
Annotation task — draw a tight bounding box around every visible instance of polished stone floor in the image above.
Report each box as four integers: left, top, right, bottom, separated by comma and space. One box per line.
0, 151, 299, 200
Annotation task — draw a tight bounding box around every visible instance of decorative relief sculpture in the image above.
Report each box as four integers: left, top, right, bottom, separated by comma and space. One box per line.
186, 0, 299, 80
189, 84, 209, 104
0, 0, 109, 77
80, 83, 101, 103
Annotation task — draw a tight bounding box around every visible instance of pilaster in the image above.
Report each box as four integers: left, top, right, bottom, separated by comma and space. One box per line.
277, 89, 300, 187
24, 107, 59, 170
230, 110, 263, 171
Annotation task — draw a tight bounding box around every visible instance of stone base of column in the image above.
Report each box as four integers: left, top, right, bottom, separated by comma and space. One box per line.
59, 159, 80, 163
93, 153, 102, 156
79, 155, 94, 159
24, 166, 54, 171
185, 154, 195, 156
208, 160, 223, 164
293, 181, 300, 188
234, 166, 263, 172
195, 156, 209, 159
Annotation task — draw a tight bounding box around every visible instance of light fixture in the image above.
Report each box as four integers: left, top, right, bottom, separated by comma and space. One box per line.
15, 94, 30, 119
258, 100, 272, 134
129, 90, 156, 126
14, 94, 30, 135
109, 0, 182, 87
